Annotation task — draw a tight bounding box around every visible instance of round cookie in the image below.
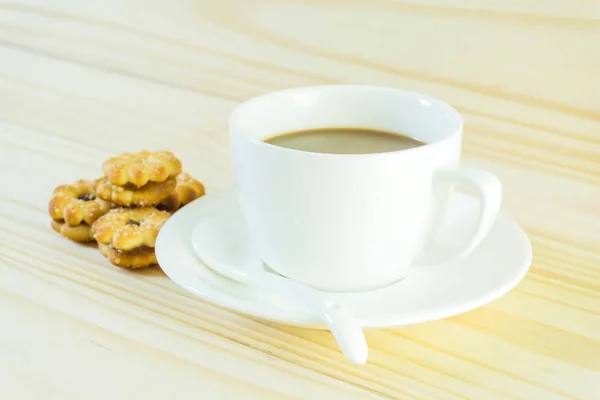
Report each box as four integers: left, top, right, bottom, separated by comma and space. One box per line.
160, 172, 205, 212
94, 176, 176, 207
98, 243, 157, 269
49, 179, 111, 226
51, 220, 94, 242
92, 207, 170, 251
102, 150, 182, 188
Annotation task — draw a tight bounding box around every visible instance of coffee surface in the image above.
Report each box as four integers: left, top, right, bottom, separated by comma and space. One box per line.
264, 127, 425, 154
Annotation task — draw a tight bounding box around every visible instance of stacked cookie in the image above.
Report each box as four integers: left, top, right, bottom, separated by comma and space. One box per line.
49, 180, 111, 242
96, 150, 182, 208
93, 207, 171, 268
48, 150, 205, 269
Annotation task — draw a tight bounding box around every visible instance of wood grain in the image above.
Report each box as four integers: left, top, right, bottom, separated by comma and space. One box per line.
0, 0, 599, 398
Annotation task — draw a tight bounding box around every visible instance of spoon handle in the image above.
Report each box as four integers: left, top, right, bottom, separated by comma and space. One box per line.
320, 303, 369, 365
191, 223, 368, 364
255, 271, 368, 365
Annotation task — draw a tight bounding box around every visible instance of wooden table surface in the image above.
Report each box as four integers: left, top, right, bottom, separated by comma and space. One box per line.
1, 1, 599, 399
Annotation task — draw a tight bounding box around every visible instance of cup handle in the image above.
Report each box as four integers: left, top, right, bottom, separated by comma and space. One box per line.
413, 165, 502, 266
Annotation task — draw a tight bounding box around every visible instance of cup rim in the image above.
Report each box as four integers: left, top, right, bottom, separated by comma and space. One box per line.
229, 85, 463, 158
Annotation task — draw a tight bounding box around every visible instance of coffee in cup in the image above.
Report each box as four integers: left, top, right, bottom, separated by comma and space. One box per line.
264, 128, 426, 154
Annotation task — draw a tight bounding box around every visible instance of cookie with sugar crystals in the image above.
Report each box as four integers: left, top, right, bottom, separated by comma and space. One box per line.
48, 179, 111, 226
92, 207, 170, 251
94, 176, 176, 207
159, 172, 205, 212
102, 150, 182, 188
51, 220, 95, 242
98, 243, 157, 268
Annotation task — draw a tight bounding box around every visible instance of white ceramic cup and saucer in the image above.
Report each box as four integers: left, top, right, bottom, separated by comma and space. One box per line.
156, 86, 531, 327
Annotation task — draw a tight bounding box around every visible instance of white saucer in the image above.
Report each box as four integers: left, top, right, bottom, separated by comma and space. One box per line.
156, 190, 532, 329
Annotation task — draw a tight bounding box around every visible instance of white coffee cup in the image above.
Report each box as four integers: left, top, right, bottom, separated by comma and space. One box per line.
229, 85, 501, 292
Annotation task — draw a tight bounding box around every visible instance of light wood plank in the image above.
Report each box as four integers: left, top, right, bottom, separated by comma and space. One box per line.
0, 1, 599, 398
0, 289, 297, 400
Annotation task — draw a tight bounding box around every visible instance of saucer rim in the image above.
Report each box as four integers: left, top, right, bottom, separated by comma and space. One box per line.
156, 189, 532, 329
